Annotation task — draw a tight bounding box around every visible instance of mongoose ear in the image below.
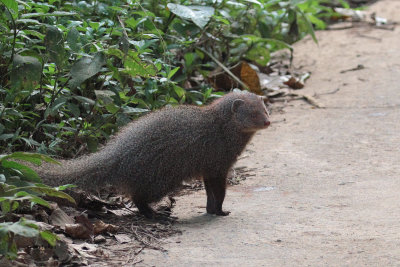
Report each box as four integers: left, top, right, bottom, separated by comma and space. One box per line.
231, 99, 245, 113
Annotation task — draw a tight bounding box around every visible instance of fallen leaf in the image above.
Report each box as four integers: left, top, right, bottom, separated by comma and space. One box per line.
239, 62, 263, 95
114, 234, 131, 244
93, 220, 119, 235
75, 214, 93, 235
65, 223, 92, 239
49, 208, 74, 229
94, 235, 106, 243
284, 76, 304, 89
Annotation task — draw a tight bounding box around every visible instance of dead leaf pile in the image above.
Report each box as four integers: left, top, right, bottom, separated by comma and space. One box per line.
4, 190, 180, 267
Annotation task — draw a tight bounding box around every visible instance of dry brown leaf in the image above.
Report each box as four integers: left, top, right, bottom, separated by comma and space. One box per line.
93, 220, 119, 235
239, 62, 262, 95
65, 223, 92, 239
284, 76, 304, 89
49, 208, 74, 230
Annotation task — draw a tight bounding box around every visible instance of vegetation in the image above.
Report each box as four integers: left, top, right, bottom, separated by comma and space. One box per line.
0, 152, 75, 259
0, 0, 335, 156
0, 0, 345, 260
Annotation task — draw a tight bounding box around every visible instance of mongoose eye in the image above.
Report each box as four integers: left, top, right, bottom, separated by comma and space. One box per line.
251, 112, 259, 118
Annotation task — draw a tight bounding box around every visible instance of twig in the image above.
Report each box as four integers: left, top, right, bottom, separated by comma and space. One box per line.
196, 47, 249, 90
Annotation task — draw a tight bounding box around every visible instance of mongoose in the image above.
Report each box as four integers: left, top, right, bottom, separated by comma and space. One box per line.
36, 91, 270, 218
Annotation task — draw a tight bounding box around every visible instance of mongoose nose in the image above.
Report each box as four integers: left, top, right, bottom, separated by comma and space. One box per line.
264, 120, 270, 127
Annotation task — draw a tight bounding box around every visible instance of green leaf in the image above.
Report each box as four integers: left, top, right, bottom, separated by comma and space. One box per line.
21, 11, 77, 18
25, 194, 48, 206
0, 0, 18, 18
243, 0, 262, 6
10, 55, 42, 91
54, 184, 76, 191
11, 201, 18, 211
5, 219, 39, 238
29, 186, 76, 204
67, 27, 81, 53
1, 161, 41, 182
167, 4, 214, 29
73, 96, 96, 105
296, 7, 318, 44
69, 52, 106, 88
3, 152, 59, 165
307, 14, 326, 30
124, 59, 157, 78
40, 231, 58, 246
95, 90, 115, 105
246, 44, 270, 65
168, 67, 180, 79
44, 26, 67, 68
122, 106, 149, 114
87, 137, 98, 153
173, 85, 185, 99
1, 201, 10, 214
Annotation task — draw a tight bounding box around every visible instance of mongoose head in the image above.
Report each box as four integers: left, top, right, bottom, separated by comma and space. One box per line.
231, 93, 270, 132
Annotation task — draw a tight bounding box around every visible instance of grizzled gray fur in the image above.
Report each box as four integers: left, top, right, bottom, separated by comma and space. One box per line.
37, 91, 270, 218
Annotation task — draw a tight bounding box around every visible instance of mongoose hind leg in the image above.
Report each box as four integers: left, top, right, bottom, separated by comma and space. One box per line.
204, 173, 230, 216
134, 199, 156, 219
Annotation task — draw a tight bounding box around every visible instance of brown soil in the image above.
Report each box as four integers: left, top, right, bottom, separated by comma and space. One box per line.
138, 0, 400, 266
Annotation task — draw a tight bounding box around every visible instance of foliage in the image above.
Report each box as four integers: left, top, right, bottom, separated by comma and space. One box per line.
0, 218, 57, 259
0, 0, 335, 156
0, 152, 74, 259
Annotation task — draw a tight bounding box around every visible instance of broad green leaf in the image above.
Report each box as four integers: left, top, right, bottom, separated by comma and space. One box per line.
54, 184, 76, 191
308, 14, 326, 30
1, 161, 41, 182
40, 231, 58, 246
67, 27, 81, 52
28, 187, 75, 204
246, 45, 270, 65
5, 220, 39, 238
16, 19, 41, 25
168, 67, 180, 79
95, 90, 115, 105
73, 96, 96, 105
173, 85, 185, 99
11, 201, 18, 211
4, 152, 59, 165
1, 201, 10, 214
296, 7, 318, 44
44, 26, 67, 68
167, 4, 214, 29
124, 57, 158, 78
243, 0, 262, 6
69, 52, 106, 88
0, 134, 14, 141
87, 137, 98, 153
122, 106, 149, 114
0, 0, 18, 18
21, 11, 77, 18
10, 55, 42, 91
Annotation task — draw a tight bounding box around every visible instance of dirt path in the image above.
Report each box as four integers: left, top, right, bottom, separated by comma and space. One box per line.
139, 1, 400, 266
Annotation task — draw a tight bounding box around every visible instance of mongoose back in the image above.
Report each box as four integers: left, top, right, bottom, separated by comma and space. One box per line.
37, 91, 270, 218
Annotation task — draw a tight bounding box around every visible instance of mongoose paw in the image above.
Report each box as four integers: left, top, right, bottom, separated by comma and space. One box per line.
215, 210, 231, 216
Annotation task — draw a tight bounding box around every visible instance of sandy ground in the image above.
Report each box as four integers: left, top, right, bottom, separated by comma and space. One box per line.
139, 1, 400, 266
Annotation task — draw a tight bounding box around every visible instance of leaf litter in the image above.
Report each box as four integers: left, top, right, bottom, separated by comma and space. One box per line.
3, 188, 180, 266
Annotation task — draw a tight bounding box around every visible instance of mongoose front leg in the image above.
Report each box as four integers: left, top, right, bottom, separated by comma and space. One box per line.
204, 174, 230, 216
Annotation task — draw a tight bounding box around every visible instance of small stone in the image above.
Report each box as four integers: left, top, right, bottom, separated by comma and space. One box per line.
94, 235, 106, 243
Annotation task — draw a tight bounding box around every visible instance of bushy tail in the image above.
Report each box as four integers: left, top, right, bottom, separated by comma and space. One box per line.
34, 149, 117, 189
